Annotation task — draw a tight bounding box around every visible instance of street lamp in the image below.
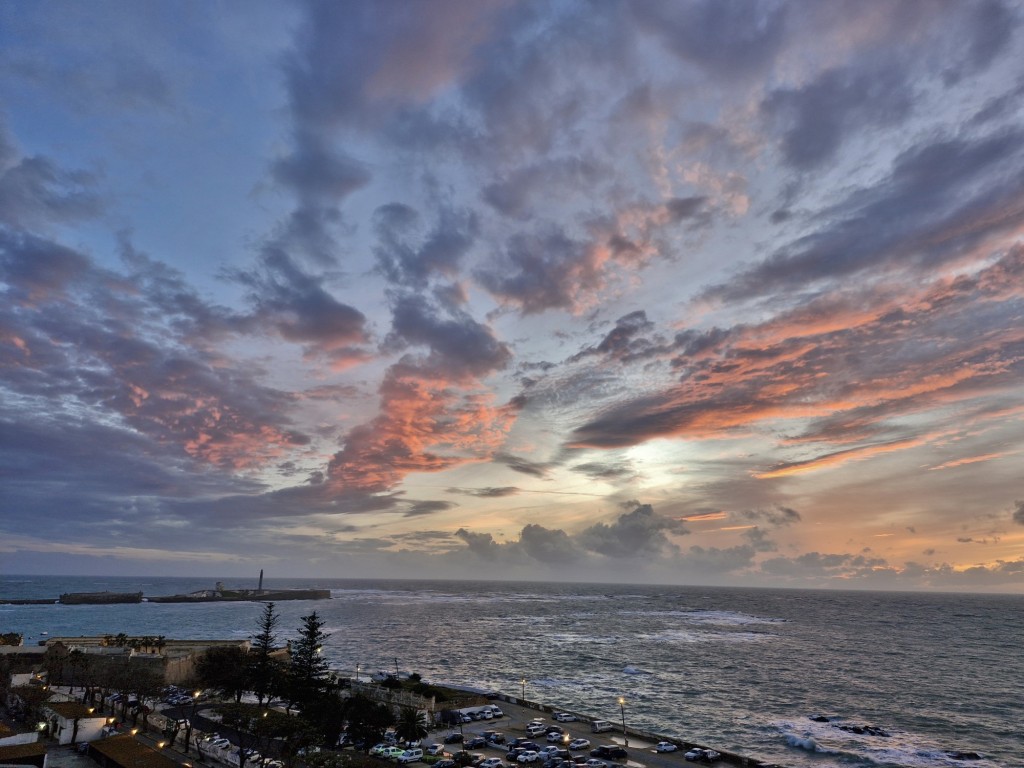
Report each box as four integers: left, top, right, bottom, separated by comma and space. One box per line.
183, 690, 201, 753
521, 679, 526, 702
356, 663, 360, 683
618, 698, 628, 747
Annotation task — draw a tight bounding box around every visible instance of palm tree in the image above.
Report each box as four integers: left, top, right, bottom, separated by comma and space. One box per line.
395, 706, 428, 745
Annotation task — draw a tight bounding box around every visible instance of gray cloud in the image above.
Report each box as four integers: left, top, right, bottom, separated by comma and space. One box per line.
706, 128, 1024, 302
519, 523, 580, 564
1014, 500, 1024, 525
373, 203, 478, 287
739, 505, 802, 527
494, 453, 551, 479
577, 504, 687, 558
447, 486, 520, 498
385, 292, 511, 379
762, 64, 913, 169
630, 0, 789, 79
0, 123, 102, 228
232, 249, 370, 366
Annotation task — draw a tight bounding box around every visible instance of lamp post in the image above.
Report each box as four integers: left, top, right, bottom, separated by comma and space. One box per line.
521, 679, 526, 702
618, 698, 628, 747
183, 690, 200, 754
355, 663, 360, 683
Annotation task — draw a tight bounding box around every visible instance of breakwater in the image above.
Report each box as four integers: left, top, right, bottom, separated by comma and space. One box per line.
0, 588, 330, 606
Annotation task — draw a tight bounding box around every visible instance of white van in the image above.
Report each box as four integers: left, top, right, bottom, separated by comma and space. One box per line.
398, 748, 423, 763
590, 721, 614, 733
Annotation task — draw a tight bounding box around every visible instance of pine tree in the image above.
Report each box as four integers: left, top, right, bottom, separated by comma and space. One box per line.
289, 611, 331, 708
249, 602, 280, 706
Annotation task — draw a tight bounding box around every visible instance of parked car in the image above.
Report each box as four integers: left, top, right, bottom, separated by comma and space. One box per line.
381, 746, 406, 760
427, 744, 446, 756
568, 740, 590, 751
546, 732, 567, 743
590, 746, 627, 760
584, 760, 607, 768
544, 726, 564, 735
398, 748, 424, 763
526, 726, 546, 738
519, 743, 540, 752
655, 742, 678, 753
466, 737, 488, 749
553, 714, 576, 723
484, 732, 506, 745
684, 749, 720, 763
444, 734, 465, 744
517, 751, 540, 763
478, 759, 503, 768
537, 747, 560, 759
507, 748, 526, 761
435, 761, 457, 768
488, 706, 504, 718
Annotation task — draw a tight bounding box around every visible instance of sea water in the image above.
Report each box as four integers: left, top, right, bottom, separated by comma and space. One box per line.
1, 576, 1020, 768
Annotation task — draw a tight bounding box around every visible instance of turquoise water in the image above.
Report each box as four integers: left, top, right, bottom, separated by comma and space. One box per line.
1, 576, 1020, 768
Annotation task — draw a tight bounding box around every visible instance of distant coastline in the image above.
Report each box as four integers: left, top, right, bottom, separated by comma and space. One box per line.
0, 579, 331, 606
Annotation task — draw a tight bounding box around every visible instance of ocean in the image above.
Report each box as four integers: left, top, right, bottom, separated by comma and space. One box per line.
0, 576, 1020, 768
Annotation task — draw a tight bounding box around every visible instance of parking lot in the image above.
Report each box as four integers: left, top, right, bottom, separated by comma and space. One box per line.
426, 700, 721, 768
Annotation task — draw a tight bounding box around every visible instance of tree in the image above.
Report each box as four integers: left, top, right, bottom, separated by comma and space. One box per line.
197, 645, 251, 703
395, 706, 428, 744
250, 602, 280, 706
342, 694, 394, 753
130, 667, 164, 729
288, 612, 331, 709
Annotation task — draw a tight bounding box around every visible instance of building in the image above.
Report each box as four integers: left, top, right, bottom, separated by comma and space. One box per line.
87, 734, 179, 768
40, 701, 107, 745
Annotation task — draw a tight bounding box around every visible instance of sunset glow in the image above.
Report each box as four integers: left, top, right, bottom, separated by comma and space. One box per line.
2, 0, 1023, 590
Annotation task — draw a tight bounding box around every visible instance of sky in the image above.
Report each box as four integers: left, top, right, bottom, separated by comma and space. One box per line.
2, 0, 1024, 591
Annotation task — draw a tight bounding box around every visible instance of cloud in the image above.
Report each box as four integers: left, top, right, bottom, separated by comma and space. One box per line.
705, 128, 1024, 303
762, 64, 913, 170
385, 292, 511, 379
1, 234, 307, 474
1013, 500, 1024, 526
326, 294, 517, 495
494, 453, 551, 478
447, 486, 520, 498
630, 0, 789, 79
0, 122, 102, 229
518, 523, 580, 564
577, 504, 688, 558
373, 203, 478, 287
739, 505, 802, 526
231, 249, 371, 368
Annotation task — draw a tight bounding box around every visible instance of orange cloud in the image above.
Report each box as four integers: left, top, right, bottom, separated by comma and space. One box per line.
928, 452, 1014, 471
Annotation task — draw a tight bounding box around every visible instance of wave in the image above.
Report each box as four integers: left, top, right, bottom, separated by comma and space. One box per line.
784, 734, 833, 753
622, 665, 650, 675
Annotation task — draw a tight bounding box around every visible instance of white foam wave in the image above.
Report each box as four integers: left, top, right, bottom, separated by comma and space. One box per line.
622, 665, 650, 675
637, 629, 771, 644
784, 734, 830, 753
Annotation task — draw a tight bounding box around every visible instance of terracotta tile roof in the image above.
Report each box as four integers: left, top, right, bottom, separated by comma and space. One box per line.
89, 735, 181, 768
